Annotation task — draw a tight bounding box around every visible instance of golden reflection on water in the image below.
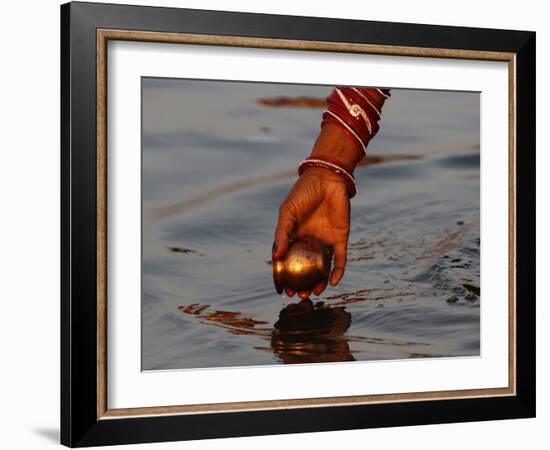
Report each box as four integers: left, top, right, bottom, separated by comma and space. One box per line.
178, 299, 354, 364
270, 299, 354, 363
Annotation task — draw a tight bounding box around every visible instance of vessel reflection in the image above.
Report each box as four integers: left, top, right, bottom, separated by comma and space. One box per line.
271, 299, 353, 363
177, 299, 353, 364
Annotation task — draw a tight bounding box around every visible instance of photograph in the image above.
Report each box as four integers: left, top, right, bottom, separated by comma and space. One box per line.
57, 2, 536, 446
141, 78, 481, 370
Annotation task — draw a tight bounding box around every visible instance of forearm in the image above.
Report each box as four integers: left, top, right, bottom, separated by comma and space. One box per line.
309, 87, 391, 173
309, 123, 363, 173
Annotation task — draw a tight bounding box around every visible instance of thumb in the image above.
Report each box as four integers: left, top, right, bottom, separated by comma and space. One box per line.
329, 242, 347, 286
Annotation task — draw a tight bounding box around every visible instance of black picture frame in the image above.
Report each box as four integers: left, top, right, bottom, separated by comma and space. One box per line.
61, 1, 536, 447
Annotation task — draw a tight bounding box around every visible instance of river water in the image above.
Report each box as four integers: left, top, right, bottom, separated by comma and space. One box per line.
141, 79, 480, 370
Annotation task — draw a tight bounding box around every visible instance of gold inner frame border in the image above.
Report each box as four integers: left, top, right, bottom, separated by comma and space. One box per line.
95, 28, 517, 420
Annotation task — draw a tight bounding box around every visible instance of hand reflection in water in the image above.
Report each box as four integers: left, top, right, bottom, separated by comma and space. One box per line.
178, 299, 353, 364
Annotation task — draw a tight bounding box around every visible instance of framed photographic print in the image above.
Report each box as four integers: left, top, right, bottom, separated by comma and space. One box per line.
60, 1, 536, 447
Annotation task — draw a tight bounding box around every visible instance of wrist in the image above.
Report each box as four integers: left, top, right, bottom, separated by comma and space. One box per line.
298, 159, 357, 198
299, 166, 350, 195
310, 122, 362, 172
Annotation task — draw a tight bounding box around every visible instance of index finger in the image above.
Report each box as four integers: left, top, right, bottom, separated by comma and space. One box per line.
273, 203, 296, 259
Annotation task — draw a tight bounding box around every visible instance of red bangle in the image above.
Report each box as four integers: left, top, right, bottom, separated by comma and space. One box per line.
322, 87, 389, 159
298, 156, 357, 198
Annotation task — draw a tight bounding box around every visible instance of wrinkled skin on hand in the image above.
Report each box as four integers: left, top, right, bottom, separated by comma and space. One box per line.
273, 166, 351, 300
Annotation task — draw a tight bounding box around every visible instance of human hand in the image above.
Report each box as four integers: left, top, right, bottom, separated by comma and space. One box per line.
273, 166, 351, 300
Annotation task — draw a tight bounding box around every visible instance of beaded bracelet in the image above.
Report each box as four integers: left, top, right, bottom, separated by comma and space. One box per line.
298, 156, 358, 198
306, 154, 355, 174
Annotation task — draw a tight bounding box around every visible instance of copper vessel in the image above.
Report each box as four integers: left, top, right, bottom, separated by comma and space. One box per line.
273, 236, 333, 294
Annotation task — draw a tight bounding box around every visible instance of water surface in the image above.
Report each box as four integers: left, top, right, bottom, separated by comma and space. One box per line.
141, 79, 480, 370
